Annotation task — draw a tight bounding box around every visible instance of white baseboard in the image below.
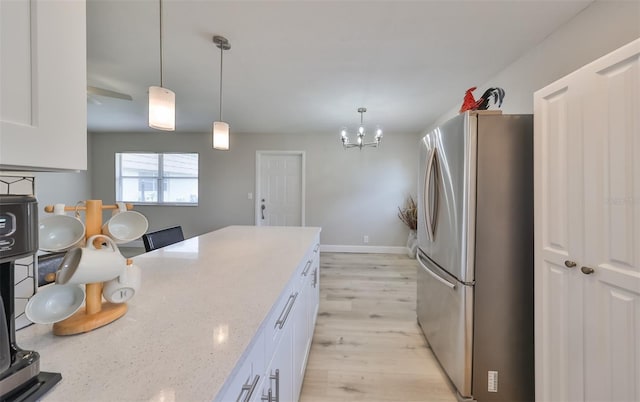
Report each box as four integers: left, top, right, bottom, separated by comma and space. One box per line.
320, 245, 408, 254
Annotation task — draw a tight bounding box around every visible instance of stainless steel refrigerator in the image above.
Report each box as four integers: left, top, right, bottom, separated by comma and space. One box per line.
416, 111, 534, 401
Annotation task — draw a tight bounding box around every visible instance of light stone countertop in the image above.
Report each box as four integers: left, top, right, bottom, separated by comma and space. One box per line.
17, 225, 322, 402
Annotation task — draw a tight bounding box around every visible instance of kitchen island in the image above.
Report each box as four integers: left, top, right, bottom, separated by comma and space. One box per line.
17, 225, 321, 401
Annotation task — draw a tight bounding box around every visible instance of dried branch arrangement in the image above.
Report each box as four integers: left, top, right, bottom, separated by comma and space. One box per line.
397, 196, 417, 231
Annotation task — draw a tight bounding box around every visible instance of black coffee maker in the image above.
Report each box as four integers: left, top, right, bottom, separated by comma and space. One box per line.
0, 195, 60, 401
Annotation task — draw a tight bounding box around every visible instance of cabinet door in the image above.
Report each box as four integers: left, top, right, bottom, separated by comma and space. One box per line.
215, 332, 265, 402
534, 72, 586, 402
0, 0, 87, 170
259, 322, 294, 402
580, 39, 640, 402
306, 254, 320, 350
292, 280, 309, 400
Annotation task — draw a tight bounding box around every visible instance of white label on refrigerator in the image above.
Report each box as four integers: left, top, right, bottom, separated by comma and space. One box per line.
488, 370, 498, 392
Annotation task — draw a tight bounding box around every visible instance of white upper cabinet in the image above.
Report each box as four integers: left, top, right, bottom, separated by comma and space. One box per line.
534, 38, 640, 402
0, 0, 87, 171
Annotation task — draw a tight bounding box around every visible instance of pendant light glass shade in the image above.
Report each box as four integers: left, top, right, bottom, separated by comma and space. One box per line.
213, 121, 229, 150
148, 86, 175, 131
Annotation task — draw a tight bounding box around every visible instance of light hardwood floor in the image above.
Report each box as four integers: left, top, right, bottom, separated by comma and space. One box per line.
299, 253, 457, 402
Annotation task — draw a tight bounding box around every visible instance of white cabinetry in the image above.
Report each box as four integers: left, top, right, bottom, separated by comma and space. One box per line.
217, 238, 320, 402
0, 0, 87, 171
534, 38, 640, 402
261, 299, 295, 402
216, 332, 265, 402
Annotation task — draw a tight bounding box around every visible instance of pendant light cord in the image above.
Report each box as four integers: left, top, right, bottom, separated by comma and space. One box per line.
159, 0, 164, 87
219, 45, 224, 121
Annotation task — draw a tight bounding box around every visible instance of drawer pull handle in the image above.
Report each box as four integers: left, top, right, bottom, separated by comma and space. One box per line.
239, 374, 260, 402
276, 292, 298, 329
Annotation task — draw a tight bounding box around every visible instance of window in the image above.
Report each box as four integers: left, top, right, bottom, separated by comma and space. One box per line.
115, 153, 198, 205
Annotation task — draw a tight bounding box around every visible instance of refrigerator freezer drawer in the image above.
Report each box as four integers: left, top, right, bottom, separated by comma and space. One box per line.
417, 252, 473, 398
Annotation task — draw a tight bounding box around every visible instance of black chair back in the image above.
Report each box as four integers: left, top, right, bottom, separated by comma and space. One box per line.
142, 226, 184, 252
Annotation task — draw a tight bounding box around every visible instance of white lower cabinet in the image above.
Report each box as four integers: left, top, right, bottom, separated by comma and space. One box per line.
292, 281, 309, 397
216, 240, 320, 402
216, 332, 265, 402
260, 319, 294, 402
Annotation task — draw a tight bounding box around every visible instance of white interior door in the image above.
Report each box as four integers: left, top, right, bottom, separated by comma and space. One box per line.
256, 151, 305, 226
535, 38, 640, 402
534, 77, 586, 402
581, 42, 640, 402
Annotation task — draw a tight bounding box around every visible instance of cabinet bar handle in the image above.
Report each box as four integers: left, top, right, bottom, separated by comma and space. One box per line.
277, 292, 298, 329
312, 268, 318, 288
239, 374, 260, 402
302, 260, 312, 276
274, 294, 296, 328
271, 369, 280, 402
260, 388, 273, 402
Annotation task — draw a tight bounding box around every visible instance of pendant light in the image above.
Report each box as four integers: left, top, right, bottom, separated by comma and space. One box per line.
212, 35, 231, 150
148, 0, 175, 131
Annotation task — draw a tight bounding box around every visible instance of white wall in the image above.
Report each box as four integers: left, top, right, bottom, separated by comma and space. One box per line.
33, 171, 91, 211
426, 0, 640, 132
86, 1, 639, 249
90, 130, 418, 247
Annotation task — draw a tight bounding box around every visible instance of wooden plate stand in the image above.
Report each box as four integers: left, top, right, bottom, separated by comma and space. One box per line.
43, 200, 133, 336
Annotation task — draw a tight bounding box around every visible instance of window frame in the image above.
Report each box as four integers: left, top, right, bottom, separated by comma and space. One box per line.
115, 152, 199, 206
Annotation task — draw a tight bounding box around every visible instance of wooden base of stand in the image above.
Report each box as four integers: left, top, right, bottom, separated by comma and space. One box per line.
52, 302, 128, 336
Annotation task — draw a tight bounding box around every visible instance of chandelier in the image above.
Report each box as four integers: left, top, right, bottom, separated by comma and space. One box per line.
340, 107, 382, 149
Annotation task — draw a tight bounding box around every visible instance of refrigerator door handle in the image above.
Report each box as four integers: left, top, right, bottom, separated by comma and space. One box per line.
417, 253, 456, 289
424, 147, 438, 242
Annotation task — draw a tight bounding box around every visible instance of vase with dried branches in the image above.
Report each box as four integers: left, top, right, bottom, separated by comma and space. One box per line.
398, 196, 418, 257
397, 196, 417, 231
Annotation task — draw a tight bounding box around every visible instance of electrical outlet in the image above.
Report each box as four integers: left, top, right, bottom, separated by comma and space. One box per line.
363, 235, 369, 244
488, 371, 498, 392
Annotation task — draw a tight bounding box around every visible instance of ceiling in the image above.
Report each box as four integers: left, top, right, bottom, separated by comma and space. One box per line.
87, 0, 592, 135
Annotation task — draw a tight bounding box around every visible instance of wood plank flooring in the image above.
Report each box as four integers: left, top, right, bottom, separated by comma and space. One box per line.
299, 253, 457, 402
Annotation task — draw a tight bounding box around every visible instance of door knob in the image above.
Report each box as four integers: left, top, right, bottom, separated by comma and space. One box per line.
581, 266, 595, 275
564, 260, 577, 268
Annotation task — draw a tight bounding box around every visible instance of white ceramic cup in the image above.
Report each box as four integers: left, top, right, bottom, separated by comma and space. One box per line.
55, 235, 126, 285
101, 202, 149, 244
102, 262, 141, 304
39, 203, 86, 252
25, 283, 85, 324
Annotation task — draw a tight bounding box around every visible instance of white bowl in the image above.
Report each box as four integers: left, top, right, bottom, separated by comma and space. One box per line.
39, 215, 85, 252
102, 211, 148, 244
25, 284, 85, 324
